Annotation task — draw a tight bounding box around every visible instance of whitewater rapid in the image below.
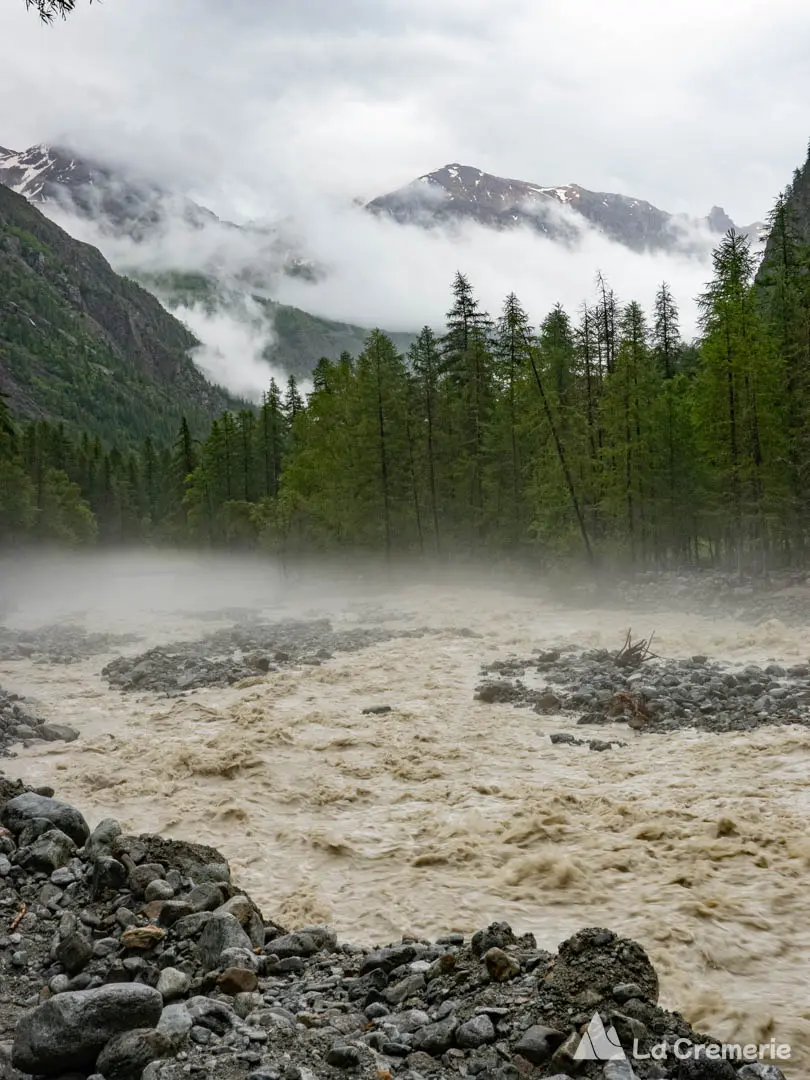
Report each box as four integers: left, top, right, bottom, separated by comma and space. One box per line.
1, 559, 808, 1074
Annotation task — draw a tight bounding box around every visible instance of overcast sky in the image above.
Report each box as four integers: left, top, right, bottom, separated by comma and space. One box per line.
2, 0, 809, 223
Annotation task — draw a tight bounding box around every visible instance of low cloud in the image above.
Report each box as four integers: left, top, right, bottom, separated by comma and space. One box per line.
44, 180, 722, 394
271, 199, 718, 338
175, 300, 288, 401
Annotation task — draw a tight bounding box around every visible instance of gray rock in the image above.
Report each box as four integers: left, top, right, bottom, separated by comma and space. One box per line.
144, 879, 175, 902
514, 1024, 565, 1065
156, 1003, 192, 1048
95, 1028, 172, 1080
55, 932, 93, 976
12, 983, 163, 1076
17, 829, 77, 873
40, 724, 79, 743
456, 1014, 495, 1048
411, 1016, 458, 1055
198, 911, 252, 972
1, 793, 90, 847
84, 818, 122, 860
156, 967, 191, 1001
186, 882, 224, 912
265, 931, 320, 959
326, 1044, 361, 1068
128, 863, 166, 897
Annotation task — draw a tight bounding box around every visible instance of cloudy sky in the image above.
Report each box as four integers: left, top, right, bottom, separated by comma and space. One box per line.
2, 0, 810, 396
2, 0, 809, 222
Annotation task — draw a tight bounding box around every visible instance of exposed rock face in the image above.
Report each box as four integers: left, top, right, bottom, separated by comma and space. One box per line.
367, 162, 762, 253
0, 181, 241, 444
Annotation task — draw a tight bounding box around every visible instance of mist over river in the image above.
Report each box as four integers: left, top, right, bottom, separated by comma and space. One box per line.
1, 552, 808, 1075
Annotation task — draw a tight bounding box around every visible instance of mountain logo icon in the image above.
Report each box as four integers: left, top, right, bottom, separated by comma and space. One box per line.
573, 1013, 627, 1061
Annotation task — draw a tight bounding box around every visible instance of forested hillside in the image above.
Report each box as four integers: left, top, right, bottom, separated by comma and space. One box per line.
137, 271, 415, 379
0, 185, 240, 446
4, 141, 810, 564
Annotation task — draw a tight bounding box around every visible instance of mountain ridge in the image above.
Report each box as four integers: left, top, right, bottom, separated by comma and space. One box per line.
0, 182, 244, 445
367, 162, 762, 253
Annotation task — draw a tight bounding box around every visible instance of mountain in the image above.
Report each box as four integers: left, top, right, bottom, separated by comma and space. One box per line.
0, 142, 413, 381
367, 163, 762, 254
0, 182, 242, 446
0, 143, 219, 238
0, 142, 317, 282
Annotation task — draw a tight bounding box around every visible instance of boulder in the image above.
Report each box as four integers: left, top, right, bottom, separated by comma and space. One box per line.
216, 895, 264, 949
95, 1028, 172, 1080
197, 913, 253, 972
84, 818, 123, 861
12, 984, 162, 1076
1, 793, 89, 847
17, 829, 76, 873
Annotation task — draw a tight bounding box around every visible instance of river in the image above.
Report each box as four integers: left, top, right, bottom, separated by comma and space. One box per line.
0, 552, 808, 1074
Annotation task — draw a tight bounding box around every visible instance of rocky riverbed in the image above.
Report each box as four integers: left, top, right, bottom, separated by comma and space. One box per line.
0, 688, 78, 760
0, 781, 788, 1080
100, 619, 431, 696
475, 645, 810, 735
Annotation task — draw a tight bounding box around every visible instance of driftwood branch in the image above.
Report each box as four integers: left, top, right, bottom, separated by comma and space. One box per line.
615, 629, 657, 669
9, 902, 26, 932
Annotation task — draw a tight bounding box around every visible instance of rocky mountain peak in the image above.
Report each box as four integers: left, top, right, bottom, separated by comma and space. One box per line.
368, 163, 761, 254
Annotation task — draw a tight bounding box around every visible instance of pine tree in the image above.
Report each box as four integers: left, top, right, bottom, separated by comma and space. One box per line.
489, 293, 533, 543
696, 230, 783, 567
409, 327, 443, 551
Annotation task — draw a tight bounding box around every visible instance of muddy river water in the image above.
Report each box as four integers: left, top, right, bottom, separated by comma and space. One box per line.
0, 554, 808, 1073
